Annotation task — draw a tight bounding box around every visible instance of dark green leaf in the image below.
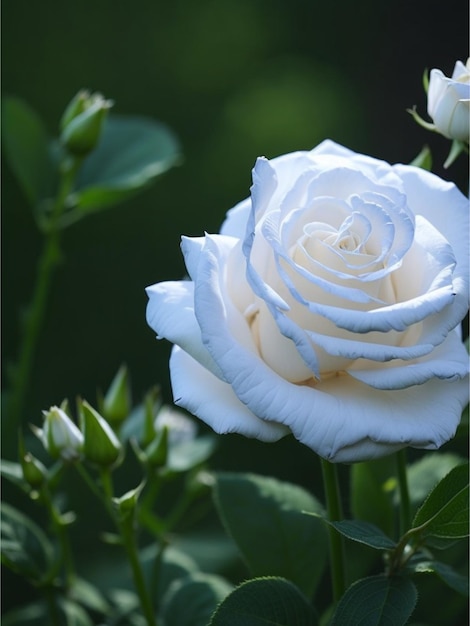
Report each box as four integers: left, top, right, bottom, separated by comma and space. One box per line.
406, 453, 463, 514
213, 473, 327, 599
2, 602, 47, 626
319, 519, 396, 550
350, 457, 395, 536
209, 576, 317, 626
160, 572, 233, 626
2, 97, 57, 205
72, 114, 181, 214
69, 577, 110, 613
331, 575, 417, 626
412, 463, 469, 538
60, 599, 94, 626
152, 544, 199, 602
0, 459, 28, 491
1, 502, 54, 582
414, 560, 469, 596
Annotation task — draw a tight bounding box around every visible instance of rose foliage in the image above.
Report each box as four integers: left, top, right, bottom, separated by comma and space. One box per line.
146, 141, 469, 463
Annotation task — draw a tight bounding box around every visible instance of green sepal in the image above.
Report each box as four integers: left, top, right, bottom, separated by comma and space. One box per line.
410, 145, 432, 171
18, 432, 47, 489
99, 364, 132, 426
80, 399, 122, 467
144, 425, 169, 467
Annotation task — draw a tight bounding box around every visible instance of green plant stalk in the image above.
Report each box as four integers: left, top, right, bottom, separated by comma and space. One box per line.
396, 449, 411, 537
119, 513, 159, 626
41, 485, 75, 589
100, 468, 159, 626
6, 158, 81, 438
320, 458, 346, 604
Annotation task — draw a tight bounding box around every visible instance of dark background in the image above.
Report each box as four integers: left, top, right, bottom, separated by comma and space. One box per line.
2, 0, 469, 621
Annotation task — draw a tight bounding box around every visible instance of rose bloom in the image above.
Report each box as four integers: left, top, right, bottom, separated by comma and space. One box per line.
427, 59, 470, 142
146, 141, 469, 463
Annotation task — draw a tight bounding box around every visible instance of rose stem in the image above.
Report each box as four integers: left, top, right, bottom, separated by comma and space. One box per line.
395, 449, 411, 536
320, 458, 346, 604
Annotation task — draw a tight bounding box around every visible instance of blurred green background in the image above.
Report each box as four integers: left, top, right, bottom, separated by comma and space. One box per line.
2, 0, 469, 621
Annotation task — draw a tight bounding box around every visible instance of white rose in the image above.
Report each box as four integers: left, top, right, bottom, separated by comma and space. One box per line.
427, 59, 470, 142
146, 141, 469, 463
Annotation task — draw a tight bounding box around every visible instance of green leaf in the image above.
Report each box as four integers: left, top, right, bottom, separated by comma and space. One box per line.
318, 519, 396, 550
406, 453, 463, 514
213, 473, 327, 599
165, 436, 217, 474
71, 114, 181, 215
152, 544, 199, 603
0, 459, 28, 491
59, 599, 94, 626
2, 96, 57, 205
69, 577, 110, 614
209, 576, 318, 626
412, 462, 469, 539
1, 502, 55, 582
350, 457, 395, 536
160, 572, 233, 626
414, 560, 469, 597
410, 145, 432, 170
331, 575, 417, 626
2, 602, 47, 626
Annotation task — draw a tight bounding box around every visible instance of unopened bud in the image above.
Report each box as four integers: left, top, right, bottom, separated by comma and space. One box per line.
60, 92, 113, 156
100, 365, 132, 425
80, 400, 122, 467
42, 406, 83, 461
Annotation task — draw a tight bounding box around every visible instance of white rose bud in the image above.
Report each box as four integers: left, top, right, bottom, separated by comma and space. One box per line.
42, 406, 84, 461
427, 59, 470, 142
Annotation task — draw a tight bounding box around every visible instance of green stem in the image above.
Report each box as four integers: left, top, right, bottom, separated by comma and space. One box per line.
41, 485, 75, 589
44, 585, 61, 626
320, 458, 346, 604
6, 158, 81, 438
395, 449, 411, 537
100, 467, 158, 626
120, 515, 158, 626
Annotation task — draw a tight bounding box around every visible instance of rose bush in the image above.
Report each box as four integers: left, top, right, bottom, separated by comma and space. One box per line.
146, 141, 469, 462
427, 59, 470, 142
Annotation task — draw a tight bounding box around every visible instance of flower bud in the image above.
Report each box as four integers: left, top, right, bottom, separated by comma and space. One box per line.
42, 405, 83, 461
60, 92, 113, 156
154, 406, 197, 447
60, 90, 90, 132
144, 425, 168, 467
427, 60, 470, 142
21, 453, 47, 489
80, 400, 122, 467
99, 365, 132, 426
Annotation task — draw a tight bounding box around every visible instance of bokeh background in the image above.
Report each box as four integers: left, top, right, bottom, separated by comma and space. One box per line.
2, 0, 469, 620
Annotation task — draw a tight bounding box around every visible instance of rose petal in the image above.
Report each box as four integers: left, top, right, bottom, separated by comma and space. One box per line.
146, 281, 226, 380
170, 346, 289, 442
348, 329, 470, 389
194, 233, 468, 462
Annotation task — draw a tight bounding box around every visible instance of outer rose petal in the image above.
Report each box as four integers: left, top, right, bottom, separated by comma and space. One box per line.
194, 235, 469, 462
145, 281, 226, 381
170, 346, 289, 442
